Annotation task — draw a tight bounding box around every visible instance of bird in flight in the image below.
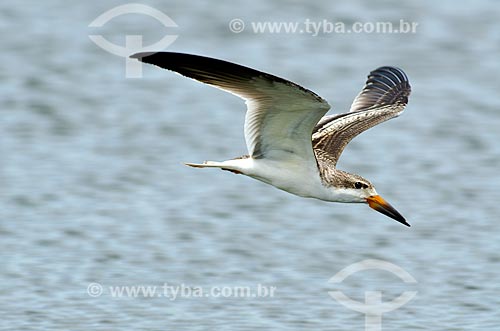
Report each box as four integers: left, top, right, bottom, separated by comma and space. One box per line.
131, 52, 411, 226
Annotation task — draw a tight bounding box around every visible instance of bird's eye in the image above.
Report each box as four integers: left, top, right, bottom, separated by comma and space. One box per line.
354, 182, 363, 189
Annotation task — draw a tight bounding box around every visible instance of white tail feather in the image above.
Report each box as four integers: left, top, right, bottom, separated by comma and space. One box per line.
184, 159, 247, 175
184, 161, 225, 168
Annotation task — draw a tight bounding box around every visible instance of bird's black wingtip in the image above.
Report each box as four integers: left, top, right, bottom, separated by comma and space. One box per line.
130, 51, 158, 61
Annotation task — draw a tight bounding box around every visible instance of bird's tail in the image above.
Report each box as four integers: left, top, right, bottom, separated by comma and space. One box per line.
184, 161, 224, 168
184, 160, 244, 174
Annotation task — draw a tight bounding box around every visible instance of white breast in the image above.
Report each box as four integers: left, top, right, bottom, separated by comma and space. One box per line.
225, 156, 332, 200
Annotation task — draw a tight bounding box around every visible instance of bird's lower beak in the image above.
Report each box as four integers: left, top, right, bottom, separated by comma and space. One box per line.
366, 195, 410, 227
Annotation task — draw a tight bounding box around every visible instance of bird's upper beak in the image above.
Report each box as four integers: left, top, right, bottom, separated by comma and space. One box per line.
366, 195, 410, 227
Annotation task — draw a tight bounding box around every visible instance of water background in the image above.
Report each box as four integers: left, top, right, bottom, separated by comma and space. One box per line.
1, 1, 500, 330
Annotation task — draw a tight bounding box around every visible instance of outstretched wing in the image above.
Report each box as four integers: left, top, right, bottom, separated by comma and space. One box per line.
312, 66, 411, 166
131, 52, 330, 162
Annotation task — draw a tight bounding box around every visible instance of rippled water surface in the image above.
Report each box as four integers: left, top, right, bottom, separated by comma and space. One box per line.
2, 1, 500, 330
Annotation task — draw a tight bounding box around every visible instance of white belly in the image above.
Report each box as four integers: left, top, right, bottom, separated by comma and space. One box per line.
225, 156, 333, 201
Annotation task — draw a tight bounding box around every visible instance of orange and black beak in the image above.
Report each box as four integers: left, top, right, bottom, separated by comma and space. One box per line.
366, 195, 410, 227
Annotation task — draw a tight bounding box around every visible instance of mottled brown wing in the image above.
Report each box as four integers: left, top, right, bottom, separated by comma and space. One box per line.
312, 66, 411, 167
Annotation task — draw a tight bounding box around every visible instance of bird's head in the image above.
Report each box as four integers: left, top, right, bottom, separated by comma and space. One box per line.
333, 171, 409, 227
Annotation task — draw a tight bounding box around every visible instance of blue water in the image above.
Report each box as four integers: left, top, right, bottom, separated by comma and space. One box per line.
2, 1, 500, 330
